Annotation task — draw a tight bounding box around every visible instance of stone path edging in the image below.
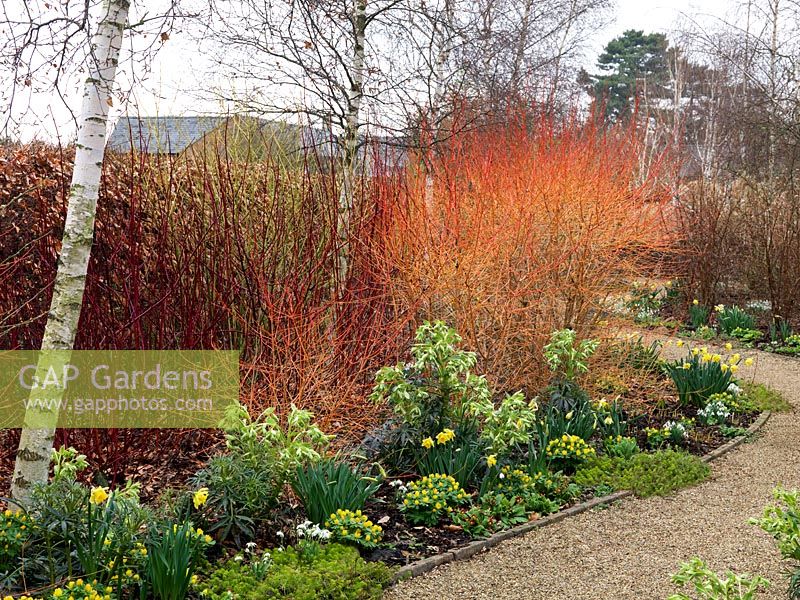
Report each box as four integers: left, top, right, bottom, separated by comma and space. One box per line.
393, 409, 772, 582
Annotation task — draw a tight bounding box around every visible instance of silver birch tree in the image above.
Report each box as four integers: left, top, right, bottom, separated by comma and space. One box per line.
11, 0, 130, 503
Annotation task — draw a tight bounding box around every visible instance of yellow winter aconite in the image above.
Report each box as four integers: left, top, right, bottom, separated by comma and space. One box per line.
546, 435, 595, 462
325, 508, 382, 547
400, 474, 470, 525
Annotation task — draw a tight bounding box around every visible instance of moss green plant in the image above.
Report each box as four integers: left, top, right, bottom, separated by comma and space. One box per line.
195, 543, 393, 600
742, 383, 792, 413
574, 450, 710, 498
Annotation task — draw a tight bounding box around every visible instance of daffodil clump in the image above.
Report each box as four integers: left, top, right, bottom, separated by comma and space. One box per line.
420, 427, 456, 450
688, 299, 710, 329
324, 509, 382, 548
545, 434, 595, 464
592, 398, 627, 438
0, 508, 29, 571
400, 474, 470, 525
667, 344, 753, 407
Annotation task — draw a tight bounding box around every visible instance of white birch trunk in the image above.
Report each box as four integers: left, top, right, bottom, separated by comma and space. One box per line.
336, 0, 367, 289
11, 0, 129, 504
547, 0, 579, 111
767, 0, 779, 178
509, 0, 534, 98
700, 71, 719, 179
424, 0, 454, 215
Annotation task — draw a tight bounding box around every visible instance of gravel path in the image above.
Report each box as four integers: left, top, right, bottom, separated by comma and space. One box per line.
386, 345, 800, 599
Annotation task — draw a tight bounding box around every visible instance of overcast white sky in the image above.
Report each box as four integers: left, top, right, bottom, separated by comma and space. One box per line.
588, 0, 731, 55
12, 0, 736, 142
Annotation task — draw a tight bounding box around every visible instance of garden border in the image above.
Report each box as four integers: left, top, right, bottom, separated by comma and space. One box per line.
393, 410, 772, 582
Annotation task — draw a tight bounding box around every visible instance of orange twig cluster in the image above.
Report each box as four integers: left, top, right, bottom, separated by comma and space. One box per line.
380, 114, 673, 394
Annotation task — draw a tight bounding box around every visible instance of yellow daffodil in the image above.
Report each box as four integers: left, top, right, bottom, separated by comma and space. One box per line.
193, 487, 209, 509
486, 454, 497, 467
604, 417, 613, 425
725, 343, 733, 350
693, 299, 699, 305
421, 437, 434, 449
721, 363, 729, 372
89, 486, 109, 506
745, 358, 754, 366
682, 363, 691, 370
676, 340, 684, 347
730, 364, 739, 373
436, 428, 455, 445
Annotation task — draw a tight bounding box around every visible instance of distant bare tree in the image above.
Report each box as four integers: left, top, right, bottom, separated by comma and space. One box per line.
203, 0, 409, 286
678, 0, 800, 177
453, 0, 611, 113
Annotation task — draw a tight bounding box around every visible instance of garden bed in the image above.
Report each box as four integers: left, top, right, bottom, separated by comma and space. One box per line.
0, 324, 776, 600
619, 279, 800, 358
391, 409, 771, 581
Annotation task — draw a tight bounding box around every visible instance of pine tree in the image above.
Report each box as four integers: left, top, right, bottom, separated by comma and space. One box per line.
588, 30, 669, 121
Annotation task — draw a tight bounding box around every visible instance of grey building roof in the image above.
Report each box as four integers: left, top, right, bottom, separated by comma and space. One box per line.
107, 115, 409, 172
107, 116, 227, 154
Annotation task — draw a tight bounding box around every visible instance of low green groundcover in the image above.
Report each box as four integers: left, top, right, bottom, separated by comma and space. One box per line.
574, 450, 710, 498
196, 543, 394, 600
742, 382, 792, 413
